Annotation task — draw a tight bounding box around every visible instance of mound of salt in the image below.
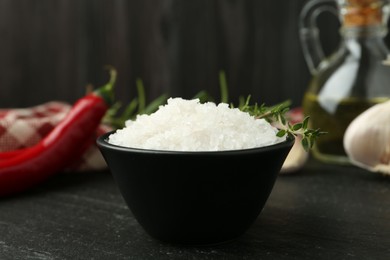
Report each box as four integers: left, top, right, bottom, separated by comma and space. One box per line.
107, 97, 286, 151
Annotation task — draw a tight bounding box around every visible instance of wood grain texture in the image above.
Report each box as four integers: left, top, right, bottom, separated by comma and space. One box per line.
0, 0, 387, 110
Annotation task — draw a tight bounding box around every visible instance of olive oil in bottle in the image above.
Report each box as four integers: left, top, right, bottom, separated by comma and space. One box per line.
303, 93, 388, 164
299, 0, 390, 164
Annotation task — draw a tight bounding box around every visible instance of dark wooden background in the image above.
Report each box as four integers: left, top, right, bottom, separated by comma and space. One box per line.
0, 0, 375, 110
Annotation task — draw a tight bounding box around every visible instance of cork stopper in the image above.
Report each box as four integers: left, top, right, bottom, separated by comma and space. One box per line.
340, 0, 386, 26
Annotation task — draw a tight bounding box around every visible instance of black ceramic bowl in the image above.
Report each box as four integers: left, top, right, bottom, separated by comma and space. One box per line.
97, 131, 294, 245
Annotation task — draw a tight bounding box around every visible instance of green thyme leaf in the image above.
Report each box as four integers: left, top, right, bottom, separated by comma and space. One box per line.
277, 129, 286, 137
292, 123, 303, 131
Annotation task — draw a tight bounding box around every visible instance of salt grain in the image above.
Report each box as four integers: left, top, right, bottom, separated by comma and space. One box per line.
107, 97, 286, 151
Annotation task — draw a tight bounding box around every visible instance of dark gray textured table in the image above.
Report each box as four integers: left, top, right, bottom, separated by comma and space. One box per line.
1, 157, 389, 260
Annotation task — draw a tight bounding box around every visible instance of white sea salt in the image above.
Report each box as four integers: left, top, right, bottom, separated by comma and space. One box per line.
107, 97, 286, 151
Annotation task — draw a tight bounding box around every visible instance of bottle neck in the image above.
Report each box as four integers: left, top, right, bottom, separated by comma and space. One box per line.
341, 24, 389, 59
341, 24, 388, 38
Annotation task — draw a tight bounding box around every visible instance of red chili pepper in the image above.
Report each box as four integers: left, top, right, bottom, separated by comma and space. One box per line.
0, 148, 29, 160
0, 67, 116, 197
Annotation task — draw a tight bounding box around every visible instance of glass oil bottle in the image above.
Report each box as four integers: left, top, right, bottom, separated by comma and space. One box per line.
299, 0, 390, 164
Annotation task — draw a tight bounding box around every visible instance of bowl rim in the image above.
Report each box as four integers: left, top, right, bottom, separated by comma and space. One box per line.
96, 130, 295, 155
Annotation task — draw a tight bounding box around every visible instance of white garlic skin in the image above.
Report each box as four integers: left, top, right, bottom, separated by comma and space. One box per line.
343, 100, 390, 175
280, 135, 308, 174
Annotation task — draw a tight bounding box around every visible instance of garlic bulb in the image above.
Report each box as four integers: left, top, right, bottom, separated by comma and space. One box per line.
343, 100, 390, 175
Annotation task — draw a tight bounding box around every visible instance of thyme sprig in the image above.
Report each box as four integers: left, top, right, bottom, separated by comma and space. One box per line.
218, 71, 326, 151
103, 78, 169, 129
235, 95, 326, 151
103, 78, 210, 129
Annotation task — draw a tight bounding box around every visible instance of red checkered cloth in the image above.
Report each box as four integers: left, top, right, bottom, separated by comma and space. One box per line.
0, 101, 112, 172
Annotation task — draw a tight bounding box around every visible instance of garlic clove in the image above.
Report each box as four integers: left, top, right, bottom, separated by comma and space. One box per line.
343, 100, 390, 176
280, 135, 309, 174
278, 107, 309, 174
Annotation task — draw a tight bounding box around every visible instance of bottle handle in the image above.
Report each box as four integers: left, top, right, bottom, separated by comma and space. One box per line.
299, 0, 339, 75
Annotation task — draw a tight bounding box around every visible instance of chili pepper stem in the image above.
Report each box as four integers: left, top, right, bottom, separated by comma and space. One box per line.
96, 66, 117, 106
